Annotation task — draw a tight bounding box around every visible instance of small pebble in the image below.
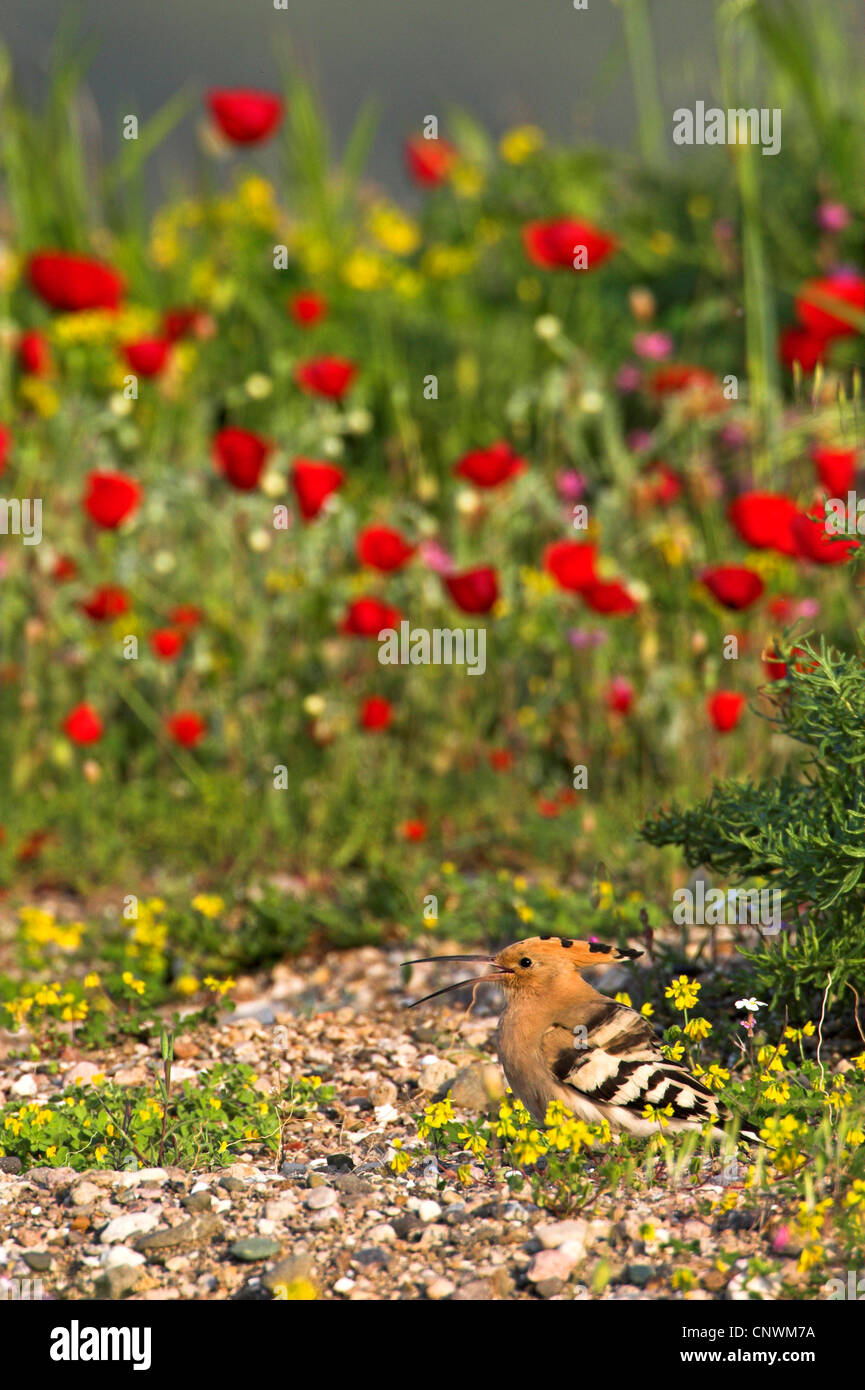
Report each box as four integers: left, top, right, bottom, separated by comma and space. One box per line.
100, 1212, 160, 1245
304, 1186, 338, 1210
426, 1276, 456, 1300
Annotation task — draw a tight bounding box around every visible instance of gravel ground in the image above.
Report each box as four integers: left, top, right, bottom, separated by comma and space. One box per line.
0, 945, 812, 1302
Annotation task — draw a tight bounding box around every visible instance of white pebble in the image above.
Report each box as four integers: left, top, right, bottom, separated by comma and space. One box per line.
99, 1212, 160, 1245
100, 1246, 146, 1270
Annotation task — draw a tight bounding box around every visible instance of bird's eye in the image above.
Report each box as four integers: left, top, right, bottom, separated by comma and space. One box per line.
519, 956, 533, 968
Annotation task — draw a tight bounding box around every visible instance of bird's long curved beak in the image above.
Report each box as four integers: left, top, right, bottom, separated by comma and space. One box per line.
403, 954, 501, 966
401, 954, 514, 1008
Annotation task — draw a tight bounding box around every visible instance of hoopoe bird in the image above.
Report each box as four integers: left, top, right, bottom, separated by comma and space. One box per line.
406, 935, 761, 1143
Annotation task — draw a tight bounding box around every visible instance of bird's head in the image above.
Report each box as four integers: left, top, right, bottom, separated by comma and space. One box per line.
493, 936, 643, 993
403, 936, 643, 1007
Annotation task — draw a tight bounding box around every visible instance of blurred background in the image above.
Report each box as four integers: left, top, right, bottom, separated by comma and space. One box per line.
0, 0, 862, 1003
1, 0, 832, 192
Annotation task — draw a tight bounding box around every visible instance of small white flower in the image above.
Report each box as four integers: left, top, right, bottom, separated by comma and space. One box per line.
245, 372, 272, 400
248, 527, 271, 553
534, 313, 561, 341
735, 997, 766, 1012
455, 487, 481, 516
344, 408, 373, 435
109, 392, 134, 417
578, 388, 605, 415
260, 470, 286, 498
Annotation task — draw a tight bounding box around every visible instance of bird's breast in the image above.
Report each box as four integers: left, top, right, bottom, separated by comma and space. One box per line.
495, 1009, 553, 1124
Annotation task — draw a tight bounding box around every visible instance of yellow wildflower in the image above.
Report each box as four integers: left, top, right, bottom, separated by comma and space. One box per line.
451, 162, 485, 198
684, 1016, 712, 1042
665, 975, 701, 1011
499, 125, 545, 164
422, 244, 476, 279
192, 894, 225, 919
367, 204, 420, 256
203, 975, 236, 997
341, 249, 388, 291
19, 378, 60, 418
388, 1139, 412, 1175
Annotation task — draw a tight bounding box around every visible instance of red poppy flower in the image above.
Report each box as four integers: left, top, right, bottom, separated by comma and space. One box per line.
794, 272, 865, 339
727, 492, 798, 556
207, 89, 283, 145
650, 364, 720, 397
289, 291, 328, 327
543, 540, 599, 593
357, 525, 414, 571
169, 604, 204, 627
400, 818, 428, 841
812, 446, 856, 496
123, 338, 171, 377
581, 580, 638, 616
163, 306, 215, 342
64, 703, 103, 745
791, 648, 819, 674
605, 677, 635, 714
213, 427, 271, 491
52, 554, 78, 582
80, 586, 131, 622
28, 251, 124, 312
18, 330, 52, 375
341, 597, 402, 638
707, 691, 746, 732
16, 829, 52, 863
642, 461, 682, 506
291, 459, 345, 521
767, 596, 794, 623
166, 711, 207, 747
778, 326, 828, 372
443, 567, 499, 614
701, 565, 764, 610
150, 628, 185, 660
295, 356, 357, 400
523, 219, 617, 271
404, 137, 456, 186
790, 510, 859, 565
0, 425, 11, 476
536, 797, 561, 818
488, 748, 513, 771
763, 644, 814, 683
360, 695, 393, 732
83, 471, 142, 528
454, 441, 526, 488
763, 647, 788, 682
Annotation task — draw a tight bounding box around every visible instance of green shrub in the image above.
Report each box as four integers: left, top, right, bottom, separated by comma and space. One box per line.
640, 636, 865, 1009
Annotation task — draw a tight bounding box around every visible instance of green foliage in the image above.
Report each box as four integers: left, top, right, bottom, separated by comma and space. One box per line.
409, 864, 660, 949
640, 636, 865, 1005
0, 1061, 332, 1172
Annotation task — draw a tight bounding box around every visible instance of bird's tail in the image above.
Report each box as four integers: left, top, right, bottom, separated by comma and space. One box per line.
737, 1118, 765, 1146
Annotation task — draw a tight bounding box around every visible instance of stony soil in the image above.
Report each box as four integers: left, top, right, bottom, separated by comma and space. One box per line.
0, 945, 810, 1302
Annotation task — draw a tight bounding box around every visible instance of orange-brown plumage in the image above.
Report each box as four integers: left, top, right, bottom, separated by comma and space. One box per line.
405, 935, 759, 1143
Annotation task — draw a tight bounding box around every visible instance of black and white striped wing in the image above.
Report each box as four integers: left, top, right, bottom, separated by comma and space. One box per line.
542, 1001, 721, 1126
